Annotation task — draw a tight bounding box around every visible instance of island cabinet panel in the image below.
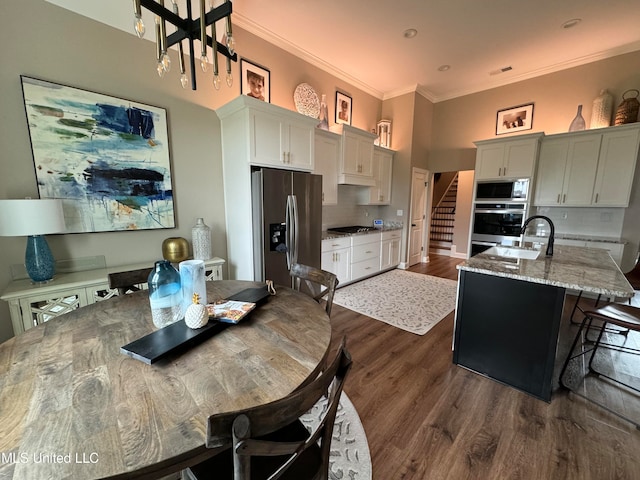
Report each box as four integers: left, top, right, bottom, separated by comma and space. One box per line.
453, 271, 565, 402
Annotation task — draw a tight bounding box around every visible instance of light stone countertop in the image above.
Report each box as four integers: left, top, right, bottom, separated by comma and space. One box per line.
322, 226, 402, 241
458, 245, 634, 299
524, 232, 626, 244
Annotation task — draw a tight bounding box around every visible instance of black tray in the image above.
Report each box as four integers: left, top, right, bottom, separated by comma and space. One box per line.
120, 286, 271, 364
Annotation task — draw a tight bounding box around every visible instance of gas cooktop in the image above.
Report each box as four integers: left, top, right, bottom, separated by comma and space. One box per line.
328, 226, 376, 234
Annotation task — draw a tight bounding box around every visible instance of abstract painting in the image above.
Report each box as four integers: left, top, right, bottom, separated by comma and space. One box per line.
20, 76, 175, 233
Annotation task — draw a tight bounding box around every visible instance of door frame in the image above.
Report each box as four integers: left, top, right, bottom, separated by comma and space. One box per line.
407, 167, 431, 266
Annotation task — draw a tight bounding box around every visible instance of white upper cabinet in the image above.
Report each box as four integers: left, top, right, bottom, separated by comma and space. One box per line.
474, 133, 543, 180
217, 95, 316, 171
534, 124, 640, 207
358, 146, 394, 205
314, 129, 340, 205
592, 125, 640, 206
330, 124, 377, 186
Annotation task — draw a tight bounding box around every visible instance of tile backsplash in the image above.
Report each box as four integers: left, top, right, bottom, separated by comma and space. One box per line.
322, 185, 377, 231
533, 206, 624, 238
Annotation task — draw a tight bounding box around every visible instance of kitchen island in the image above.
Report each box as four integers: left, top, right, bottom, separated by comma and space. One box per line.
453, 245, 633, 401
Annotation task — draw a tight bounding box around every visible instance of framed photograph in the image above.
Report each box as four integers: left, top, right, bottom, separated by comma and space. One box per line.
335, 92, 352, 125
496, 103, 534, 135
241, 58, 270, 103
20, 76, 175, 233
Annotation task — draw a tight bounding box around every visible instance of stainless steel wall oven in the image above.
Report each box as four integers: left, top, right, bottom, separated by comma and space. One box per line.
470, 202, 528, 256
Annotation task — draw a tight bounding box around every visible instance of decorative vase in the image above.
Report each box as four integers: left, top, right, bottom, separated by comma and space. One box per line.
568, 105, 586, 132
147, 260, 183, 328
162, 237, 190, 263
179, 259, 207, 314
589, 89, 613, 129
317, 94, 329, 130
192, 218, 212, 261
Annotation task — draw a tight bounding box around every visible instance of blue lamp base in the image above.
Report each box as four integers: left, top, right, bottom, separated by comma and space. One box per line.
25, 235, 56, 284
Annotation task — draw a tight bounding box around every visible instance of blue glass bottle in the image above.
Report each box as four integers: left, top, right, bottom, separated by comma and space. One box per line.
148, 260, 182, 328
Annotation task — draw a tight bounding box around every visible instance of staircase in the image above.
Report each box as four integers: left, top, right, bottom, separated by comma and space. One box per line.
429, 173, 458, 255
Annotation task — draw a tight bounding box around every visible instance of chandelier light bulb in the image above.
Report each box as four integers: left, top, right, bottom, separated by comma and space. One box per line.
226, 35, 236, 56
213, 74, 221, 90
200, 55, 208, 72
133, 15, 146, 38
162, 53, 171, 72
226, 72, 233, 87
157, 62, 165, 78
180, 74, 189, 89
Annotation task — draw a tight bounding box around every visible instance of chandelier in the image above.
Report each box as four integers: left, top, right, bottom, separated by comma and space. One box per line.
132, 0, 238, 90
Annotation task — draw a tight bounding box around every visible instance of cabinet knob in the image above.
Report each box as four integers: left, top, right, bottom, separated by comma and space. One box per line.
563, 194, 566, 203
557, 194, 561, 204
595, 193, 599, 203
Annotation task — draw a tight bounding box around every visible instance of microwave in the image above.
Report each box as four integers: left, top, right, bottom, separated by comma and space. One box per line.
475, 179, 529, 202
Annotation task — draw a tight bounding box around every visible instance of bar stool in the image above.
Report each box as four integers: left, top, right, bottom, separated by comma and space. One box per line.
559, 302, 640, 429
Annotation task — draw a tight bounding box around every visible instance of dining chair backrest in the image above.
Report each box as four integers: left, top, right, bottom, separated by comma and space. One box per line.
290, 263, 339, 316
192, 340, 352, 480
108, 267, 153, 296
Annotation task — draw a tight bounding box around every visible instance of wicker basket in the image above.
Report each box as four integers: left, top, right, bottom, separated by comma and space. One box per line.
614, 89, 640, 125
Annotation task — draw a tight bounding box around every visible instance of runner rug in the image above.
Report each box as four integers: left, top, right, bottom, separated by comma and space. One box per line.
333, 269, 458, 335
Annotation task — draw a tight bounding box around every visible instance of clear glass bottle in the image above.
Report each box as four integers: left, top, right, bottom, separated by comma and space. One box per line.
192, 217, 212, 261
568, 105, 586, 132
148, 260, 183, 328
317, 94, 329, 130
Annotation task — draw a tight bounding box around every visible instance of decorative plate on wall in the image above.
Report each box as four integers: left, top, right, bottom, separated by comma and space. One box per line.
294, 83, 320, 118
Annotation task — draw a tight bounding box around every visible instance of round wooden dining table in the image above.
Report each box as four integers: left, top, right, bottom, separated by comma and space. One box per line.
0, 280, 332, 480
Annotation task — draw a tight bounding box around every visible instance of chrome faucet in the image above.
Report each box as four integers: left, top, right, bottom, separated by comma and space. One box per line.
520, 215, 555, 256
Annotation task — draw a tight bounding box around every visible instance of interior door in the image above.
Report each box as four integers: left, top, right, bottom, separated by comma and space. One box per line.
408, 168, 429, 266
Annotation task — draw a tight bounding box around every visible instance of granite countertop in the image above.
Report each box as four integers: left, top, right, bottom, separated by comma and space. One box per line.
458, 245, 634, 298
524, 233, 626, 244
322, 226, 402, 240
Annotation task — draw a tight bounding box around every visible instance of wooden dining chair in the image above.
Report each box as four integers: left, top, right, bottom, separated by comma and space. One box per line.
290, 263, 339, 316
184, 340, 352, 480
107, 267, 153, 295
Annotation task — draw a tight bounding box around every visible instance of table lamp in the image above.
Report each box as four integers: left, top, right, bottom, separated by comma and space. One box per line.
0, 199, 66, 283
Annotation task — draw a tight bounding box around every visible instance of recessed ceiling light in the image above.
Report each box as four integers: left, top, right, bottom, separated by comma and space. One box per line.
403, 28, 418, 39
438, 65, 451, 72
562, 18, 582, 29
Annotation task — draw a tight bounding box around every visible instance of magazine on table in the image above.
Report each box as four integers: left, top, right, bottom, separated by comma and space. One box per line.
206, 300, 256, 324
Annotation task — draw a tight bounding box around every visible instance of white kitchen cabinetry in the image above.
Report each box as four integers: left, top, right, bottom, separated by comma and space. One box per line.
314, 129, 340, 205
217, 95, 316, 172
0, 257, 225, 336
474, 133, 543, 180
533, 124, 640, 207
534, 133, 601, 206
351, 232, 382, 280
358, 146, 394, 205
330, 124, 377, 186
380, 229, 402, 270
321, 237, 351, 285
592, 125, 640, 206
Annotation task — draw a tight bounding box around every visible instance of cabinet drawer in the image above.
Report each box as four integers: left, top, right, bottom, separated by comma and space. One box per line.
322, 236, 350, 252
381, 229, 401, 241
351, 232, 381, 246
351, 257, 380, 280
352, 242, 380, 263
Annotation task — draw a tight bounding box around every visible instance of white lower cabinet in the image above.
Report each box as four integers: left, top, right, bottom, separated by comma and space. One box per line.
321, 237, 351, 285
381, 230, 402, 270
351, 233, 382, 280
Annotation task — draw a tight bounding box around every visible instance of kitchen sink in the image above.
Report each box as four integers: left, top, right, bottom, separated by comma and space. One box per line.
484, 246, 541, 260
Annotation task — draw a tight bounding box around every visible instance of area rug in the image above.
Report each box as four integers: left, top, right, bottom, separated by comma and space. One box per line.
333, 269, 458, 335
301, 393, 372, 480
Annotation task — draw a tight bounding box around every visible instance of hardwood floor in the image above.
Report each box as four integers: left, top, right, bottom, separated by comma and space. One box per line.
330, 254, 640, 480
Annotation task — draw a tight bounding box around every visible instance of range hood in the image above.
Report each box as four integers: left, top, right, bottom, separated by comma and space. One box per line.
338, 174, 376, 187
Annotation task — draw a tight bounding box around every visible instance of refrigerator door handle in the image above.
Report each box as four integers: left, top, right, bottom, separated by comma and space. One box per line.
291, 195, 299, 265
285, 195, 293, 270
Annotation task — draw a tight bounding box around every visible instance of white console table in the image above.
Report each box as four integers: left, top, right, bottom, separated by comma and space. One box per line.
0, 256, 226, 336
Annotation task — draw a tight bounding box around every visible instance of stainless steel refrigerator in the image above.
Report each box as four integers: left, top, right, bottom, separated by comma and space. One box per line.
251, 168, 322, 288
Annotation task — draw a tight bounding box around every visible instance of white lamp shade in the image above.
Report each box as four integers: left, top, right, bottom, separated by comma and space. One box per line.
0, 199, 66, 237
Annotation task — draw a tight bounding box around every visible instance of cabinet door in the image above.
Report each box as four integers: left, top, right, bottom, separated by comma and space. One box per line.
18, 288, 89, 332
592, 128, 640, 207
357, 136, 374, 177
504, 139, 537, 178
314, 132, 340, 205
285, 121, 314, 170
390, 238, 401, 266
563, 135, 600, 206
250, 109, 286, 167
476, 144, 505, 180
321, 248, 350, 285
534, 139, 569, 205
374, 149, 393, 204
342, 130, 361, 175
